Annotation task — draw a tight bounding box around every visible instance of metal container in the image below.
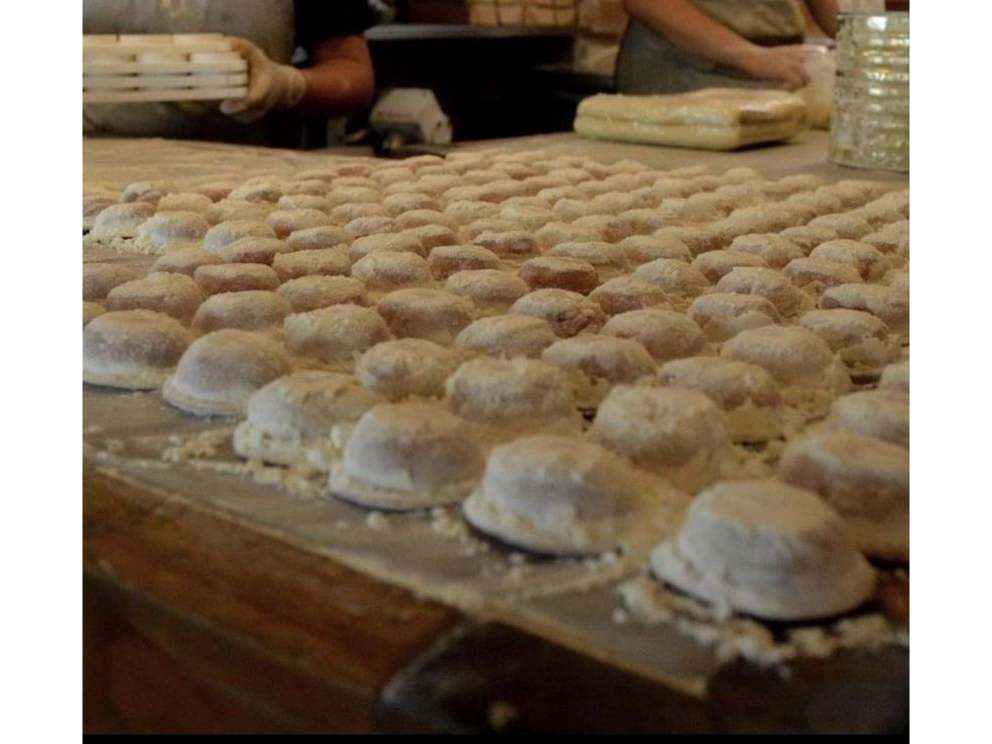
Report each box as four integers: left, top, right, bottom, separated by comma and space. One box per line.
829, 12, 909, 172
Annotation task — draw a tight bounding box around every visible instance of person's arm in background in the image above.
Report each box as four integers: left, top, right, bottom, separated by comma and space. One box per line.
804, 0, 840, 38
622, 0, 810, 89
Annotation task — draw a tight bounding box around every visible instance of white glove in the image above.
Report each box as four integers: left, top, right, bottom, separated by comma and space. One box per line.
220, 37, 306, 123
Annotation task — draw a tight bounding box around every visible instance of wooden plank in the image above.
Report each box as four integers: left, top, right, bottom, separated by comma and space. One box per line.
83, 465, 461, 733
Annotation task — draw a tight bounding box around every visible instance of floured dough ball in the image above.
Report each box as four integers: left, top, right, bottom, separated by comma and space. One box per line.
445, 357, 582, 443
351, 252, 431, 292
277, 275, 369, 312
345, 215, 395, 238
329, 402, 484, 510
215, 237, 292, 265
163, 330, 291, 416
428, 244, 501, 280
106, 272, 204, 323
83, 302, 105, 329
394, 209, 456, 231
510, 289, 605, 338
721, 326, 851, 415
649, 480, 876, 620
151, 247, 223, 277
122, 181, 172, 204
445, 270, 529, 315
779, 431, 909, 561
728, 234, 805, 269
602, 309, 707, 363
83, 263, 140, 301
356, 338, 462, 401
800, 309, 899, 379
83, 310, 191, 390
204, 199, 269, 224
542, 335, 656, 408
809, 240, 891, 282
654, 225, 725, 256
233, 371, 378, 471
454, 315, 557, 359
194, 263, 280, 295
657, 357, 783, 443
500, 202, 558, 231
463, 219, 517, 242
372, 167, 417, 190
204, 220, 277, 252
377, 288, 475, 345
861, 231, 909, 261
192, 290, 292, 333
402, 224, 460, 253
691, 250, 768, 283
778, 225, 839, 253
444, 199, 500, 224
589, 277, 670, 317
463, 434, 665, 555
228, 180, 283, 204
519, 256, 600, 295
472, 230, 540, 260
88, 202, 155, 240
688, 292, 781, 342
633, 258, 710, 302
349, 232, 425, 262
807, 213, 873, 240
547, 241, 629, 280
824, 389, 909, 448
284, 304, 391, 369
620, 235, 693, 265
272, 247, 350, 282
592, 385, 728, 492
134, 211, 209, 253
820, 284, 909, 336
83, 193, 117, 231
716, 267, 803, 317
326, 185, 381, 207
879, 360, 909, 393
330, 202, 389, 225
285, 225, 351, 252
277, 194, 329, 213
534, 222, 602, 251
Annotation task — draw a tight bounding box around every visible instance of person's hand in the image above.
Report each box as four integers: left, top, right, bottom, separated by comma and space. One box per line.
736, 44, 811, 91
219, 37, 306, 123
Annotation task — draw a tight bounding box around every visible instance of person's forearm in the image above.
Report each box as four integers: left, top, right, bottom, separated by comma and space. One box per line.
295, 36, 375, 117
623, 0, 758, 72
805, 0, 839, 38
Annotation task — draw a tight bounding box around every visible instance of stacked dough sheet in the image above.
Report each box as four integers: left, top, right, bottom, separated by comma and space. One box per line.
83, 147, 909, 625
575, 89, 810, 151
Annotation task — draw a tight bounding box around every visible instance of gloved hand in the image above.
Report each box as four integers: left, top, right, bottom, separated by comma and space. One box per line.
219, 37, 306, 123
736, 44, 811, 91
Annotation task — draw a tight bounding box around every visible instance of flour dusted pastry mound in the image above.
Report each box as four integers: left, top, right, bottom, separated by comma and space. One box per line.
356, 338, 462, 401
649, 480, 876, 620
463, 434, 674, 556
472, 229, 540, 260
633, 258, 710, 301
809, 240, 892, 282
657, 357, 783, 443
879, 360, 909, 393
653, 225, 726, 256
824, 389, 909, 448
83, 302, 105, 329
445, 357, 583, 443
728, 234, 805, 268
266, 208, 332, 239
547, 241, 630, 280
83, 310, 191, 390
228, 180, 283, 204
592, 385, 728, 492
376, 288, 475, 345
778, 225, 839, 253
284, 304, 391, 369
277, 276, 369, 312
519, 256, 600, 295
214, 237, 293, 265
800, 309, 900, 380
464, 219, 518, 242
277, 194, 330, 213
349, 252, 429, 292
778, 431, 909, 561
192, 291, 292, 333
402, 224, 460, 252
272, 247, 350, 282
454, 315, 557, 359
151, 247, 223, 277
393, 208, 456, 231
807, 213, 873, 240
445, 270, 529, 315
106, 272, 204, 323
721, 326, 851, 415
687, 292, 781, 342
542, 335, 656, 408
233, 371, 378, 471
329, 402, 484, 510
427, 244, 501, 280
691, 250, 768, 283
132, 211, 209, 254
204, 220, 277, 252
194, 263, 280, 295
349, 232, 425, 262
602, 309, 707, 363
533, 222, 602, 251
205, 199, 270, 224
285, 225, 352, 252
716, 266, 803, 317
820, 283, 909, 336
88, 202, 155, 240
444, 199, 500, 224
510, 289, 605, 337
163, 330, 291, 417
589, 277, 670, 316
83, 263, 140, 301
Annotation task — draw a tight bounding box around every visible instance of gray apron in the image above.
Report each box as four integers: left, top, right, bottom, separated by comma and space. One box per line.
616, 0, 806, 95
83, 0, 296, 144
